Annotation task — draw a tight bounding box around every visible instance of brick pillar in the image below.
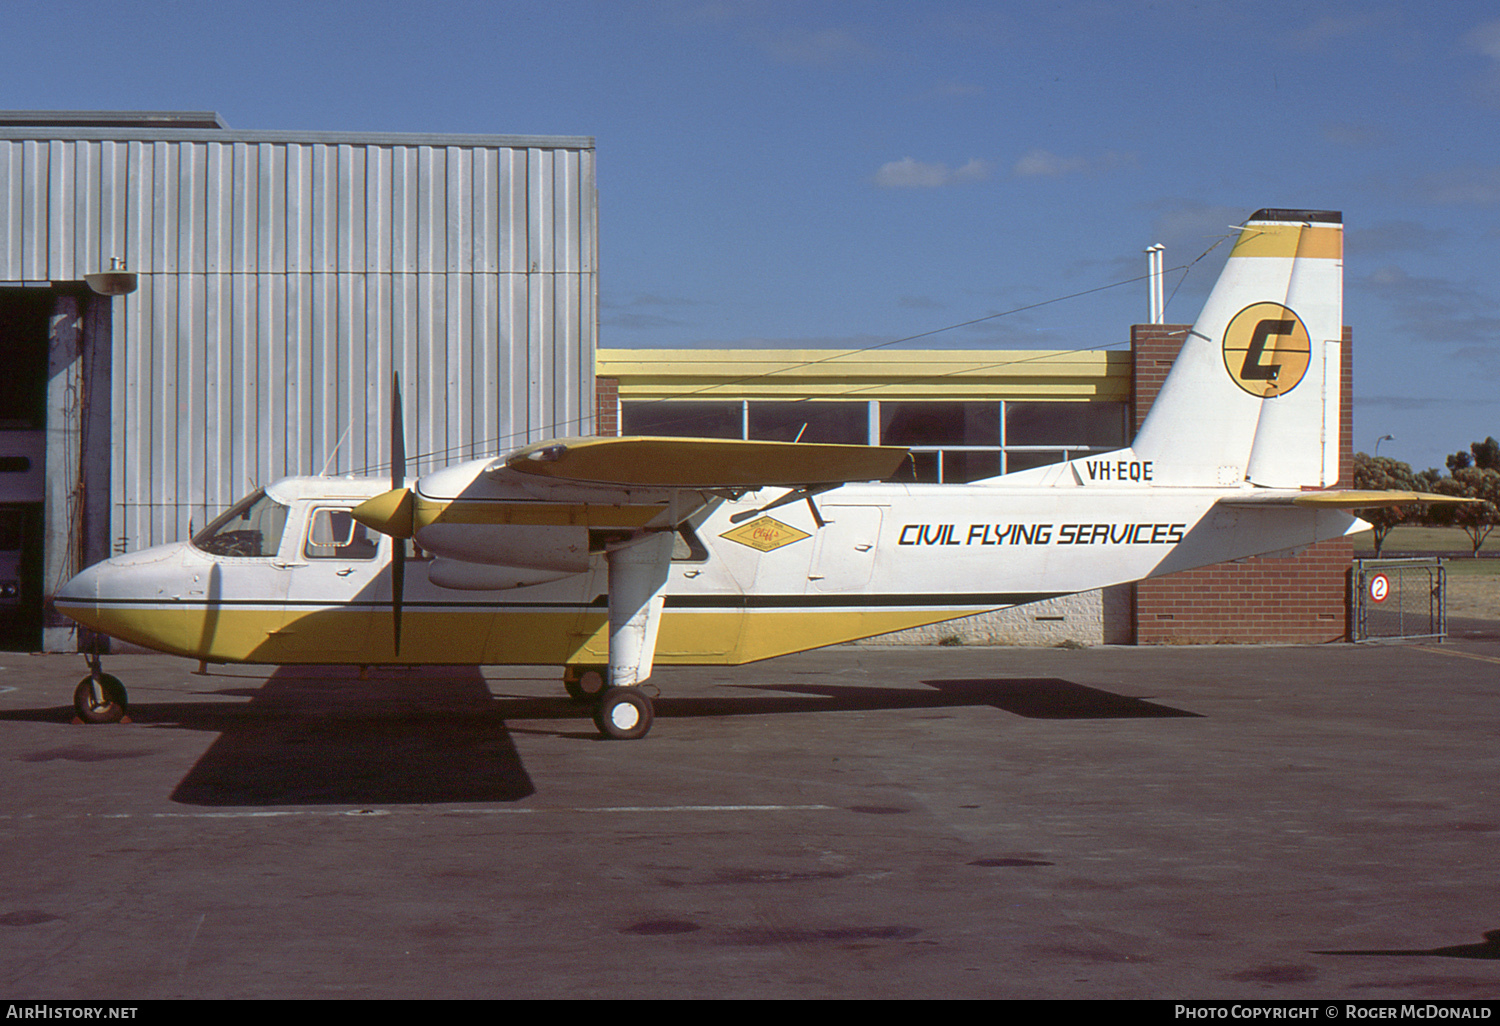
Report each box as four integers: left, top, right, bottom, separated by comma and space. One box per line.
1131, 325, 1354, 644
595, 377, 620, 437
1131, 324, 1191, 432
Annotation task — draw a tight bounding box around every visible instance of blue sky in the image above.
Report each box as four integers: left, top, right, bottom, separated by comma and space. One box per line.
5, 0, 1498, 473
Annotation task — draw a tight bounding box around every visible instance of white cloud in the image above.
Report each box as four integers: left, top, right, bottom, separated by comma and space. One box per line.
1417, 163, 1500, 206
1283, 11, 1399, 50
763, 25, 879, 65
1358, 265, 1500, 348
1465, 18, 1500, 60
950, 158, 990, 183
1012, 149, 1087, 178
1012, 149, 1139, 179
1465, 18, 1500, 106
873, 157, 992, 188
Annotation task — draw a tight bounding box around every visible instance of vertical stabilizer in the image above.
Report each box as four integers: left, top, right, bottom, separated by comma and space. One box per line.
1130, 210, 1343, 488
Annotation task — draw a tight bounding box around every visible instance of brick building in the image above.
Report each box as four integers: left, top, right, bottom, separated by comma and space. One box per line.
596, 325, 1355, 646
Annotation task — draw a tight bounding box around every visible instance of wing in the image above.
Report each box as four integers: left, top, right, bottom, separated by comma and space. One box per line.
352, 435, 910, 545
503, 435, 910, 488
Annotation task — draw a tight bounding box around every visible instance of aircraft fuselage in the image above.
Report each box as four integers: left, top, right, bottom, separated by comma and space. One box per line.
56, 473, 1360, 667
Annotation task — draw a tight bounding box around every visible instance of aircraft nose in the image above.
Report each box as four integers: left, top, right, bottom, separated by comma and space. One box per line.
57, 560, 102, 604
54, 559, 106, 632
54, 542, 190, 633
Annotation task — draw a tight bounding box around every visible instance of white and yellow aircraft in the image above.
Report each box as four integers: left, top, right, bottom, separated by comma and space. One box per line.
55, 208, 1444, 739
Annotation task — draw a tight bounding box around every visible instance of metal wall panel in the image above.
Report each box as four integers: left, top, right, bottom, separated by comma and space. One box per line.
0, 130, 597, 550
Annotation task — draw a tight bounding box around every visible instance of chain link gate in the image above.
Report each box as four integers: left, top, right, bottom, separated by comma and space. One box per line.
1352, 558, 1447, 643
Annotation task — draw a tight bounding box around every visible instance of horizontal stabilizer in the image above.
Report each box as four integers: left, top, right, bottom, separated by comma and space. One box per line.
502, 436, 910, 488
1217, 489, 1478, 510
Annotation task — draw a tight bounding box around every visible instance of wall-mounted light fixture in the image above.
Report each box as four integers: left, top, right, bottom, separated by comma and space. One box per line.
84, 257, 137, 296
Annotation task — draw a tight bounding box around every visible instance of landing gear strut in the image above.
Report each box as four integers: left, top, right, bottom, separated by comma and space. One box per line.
73, 654, 129, 724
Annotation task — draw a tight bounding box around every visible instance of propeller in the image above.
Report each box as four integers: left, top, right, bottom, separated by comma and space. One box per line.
350, 374, 415, 656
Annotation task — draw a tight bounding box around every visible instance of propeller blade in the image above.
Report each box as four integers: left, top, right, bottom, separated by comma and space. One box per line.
392, 537, 405, 656
391, 372, 407, 656
391, 373, 406, 491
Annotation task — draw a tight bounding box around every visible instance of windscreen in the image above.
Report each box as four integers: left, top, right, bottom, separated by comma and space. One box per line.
191, 490, 290, 558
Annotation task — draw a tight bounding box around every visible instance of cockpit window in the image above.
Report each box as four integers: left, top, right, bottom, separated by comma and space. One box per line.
192, 490, 290, 558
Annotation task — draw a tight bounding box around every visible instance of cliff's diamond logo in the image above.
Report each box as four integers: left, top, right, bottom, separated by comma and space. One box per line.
720, 516, 811, 553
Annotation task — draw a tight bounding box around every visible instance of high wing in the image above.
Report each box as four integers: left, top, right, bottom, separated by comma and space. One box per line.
351, 436, 911, 540
352, 436, 910, 691
504, 435, 910, 488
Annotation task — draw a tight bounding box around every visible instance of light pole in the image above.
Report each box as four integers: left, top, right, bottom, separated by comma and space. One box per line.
1375, 434, 1394, 456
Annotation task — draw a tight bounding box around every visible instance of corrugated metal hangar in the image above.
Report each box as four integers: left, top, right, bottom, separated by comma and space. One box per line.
0, 111, 596, 650
0, 111, 1353, 654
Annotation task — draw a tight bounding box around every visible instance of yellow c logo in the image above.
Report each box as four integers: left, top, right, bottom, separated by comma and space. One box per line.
1221, 302, 1311, 398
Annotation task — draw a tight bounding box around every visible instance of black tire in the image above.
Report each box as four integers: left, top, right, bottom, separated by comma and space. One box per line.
74, 674, 128, 724
563, 666, 608, 703
592, 686, 653, 740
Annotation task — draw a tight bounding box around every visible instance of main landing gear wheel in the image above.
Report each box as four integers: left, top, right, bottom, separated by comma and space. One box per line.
563, 665, 608, 703
592, 686, 654, 741
73, 674, 129, 724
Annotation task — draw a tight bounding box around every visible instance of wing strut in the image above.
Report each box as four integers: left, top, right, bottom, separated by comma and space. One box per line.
728, 484, 838, 526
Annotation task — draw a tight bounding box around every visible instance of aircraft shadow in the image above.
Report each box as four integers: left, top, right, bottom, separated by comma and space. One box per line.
1314, 929, 1500, 960
168, 666, 537, 807
692, 678, 1202, 720
2, 673, 1195, 807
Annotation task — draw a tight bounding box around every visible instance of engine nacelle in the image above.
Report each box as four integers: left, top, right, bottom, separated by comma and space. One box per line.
414, 524, 590, 572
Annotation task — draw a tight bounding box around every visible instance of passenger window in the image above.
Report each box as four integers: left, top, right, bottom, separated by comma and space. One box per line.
305, 509, 378, 560
671, 523, 708, 562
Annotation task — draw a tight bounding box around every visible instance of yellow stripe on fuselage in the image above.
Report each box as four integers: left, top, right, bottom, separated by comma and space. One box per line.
60, 602, 990, 667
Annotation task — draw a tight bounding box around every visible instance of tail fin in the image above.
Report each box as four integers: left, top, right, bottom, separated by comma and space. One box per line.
1130, 209, 1343, 488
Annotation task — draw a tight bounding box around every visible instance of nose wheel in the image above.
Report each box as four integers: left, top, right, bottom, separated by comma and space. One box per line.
73, 672, 129, 724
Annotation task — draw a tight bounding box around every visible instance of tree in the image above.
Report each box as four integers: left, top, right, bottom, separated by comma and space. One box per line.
1472, 436, 1500, 471
1352, 452, 1423, 556
1432, 466, 1500, 556
1446, 437, 1500, 474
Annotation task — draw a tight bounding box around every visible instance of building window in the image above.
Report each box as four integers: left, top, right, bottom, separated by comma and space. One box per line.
747, 401, 867, 444
879, 401, 999, 448
618, 399, 1128, 484
1005, 401, 1126, 448
621, 400, 741, 438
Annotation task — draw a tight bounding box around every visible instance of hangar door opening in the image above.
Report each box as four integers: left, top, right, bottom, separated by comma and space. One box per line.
0, 288, 51, 651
